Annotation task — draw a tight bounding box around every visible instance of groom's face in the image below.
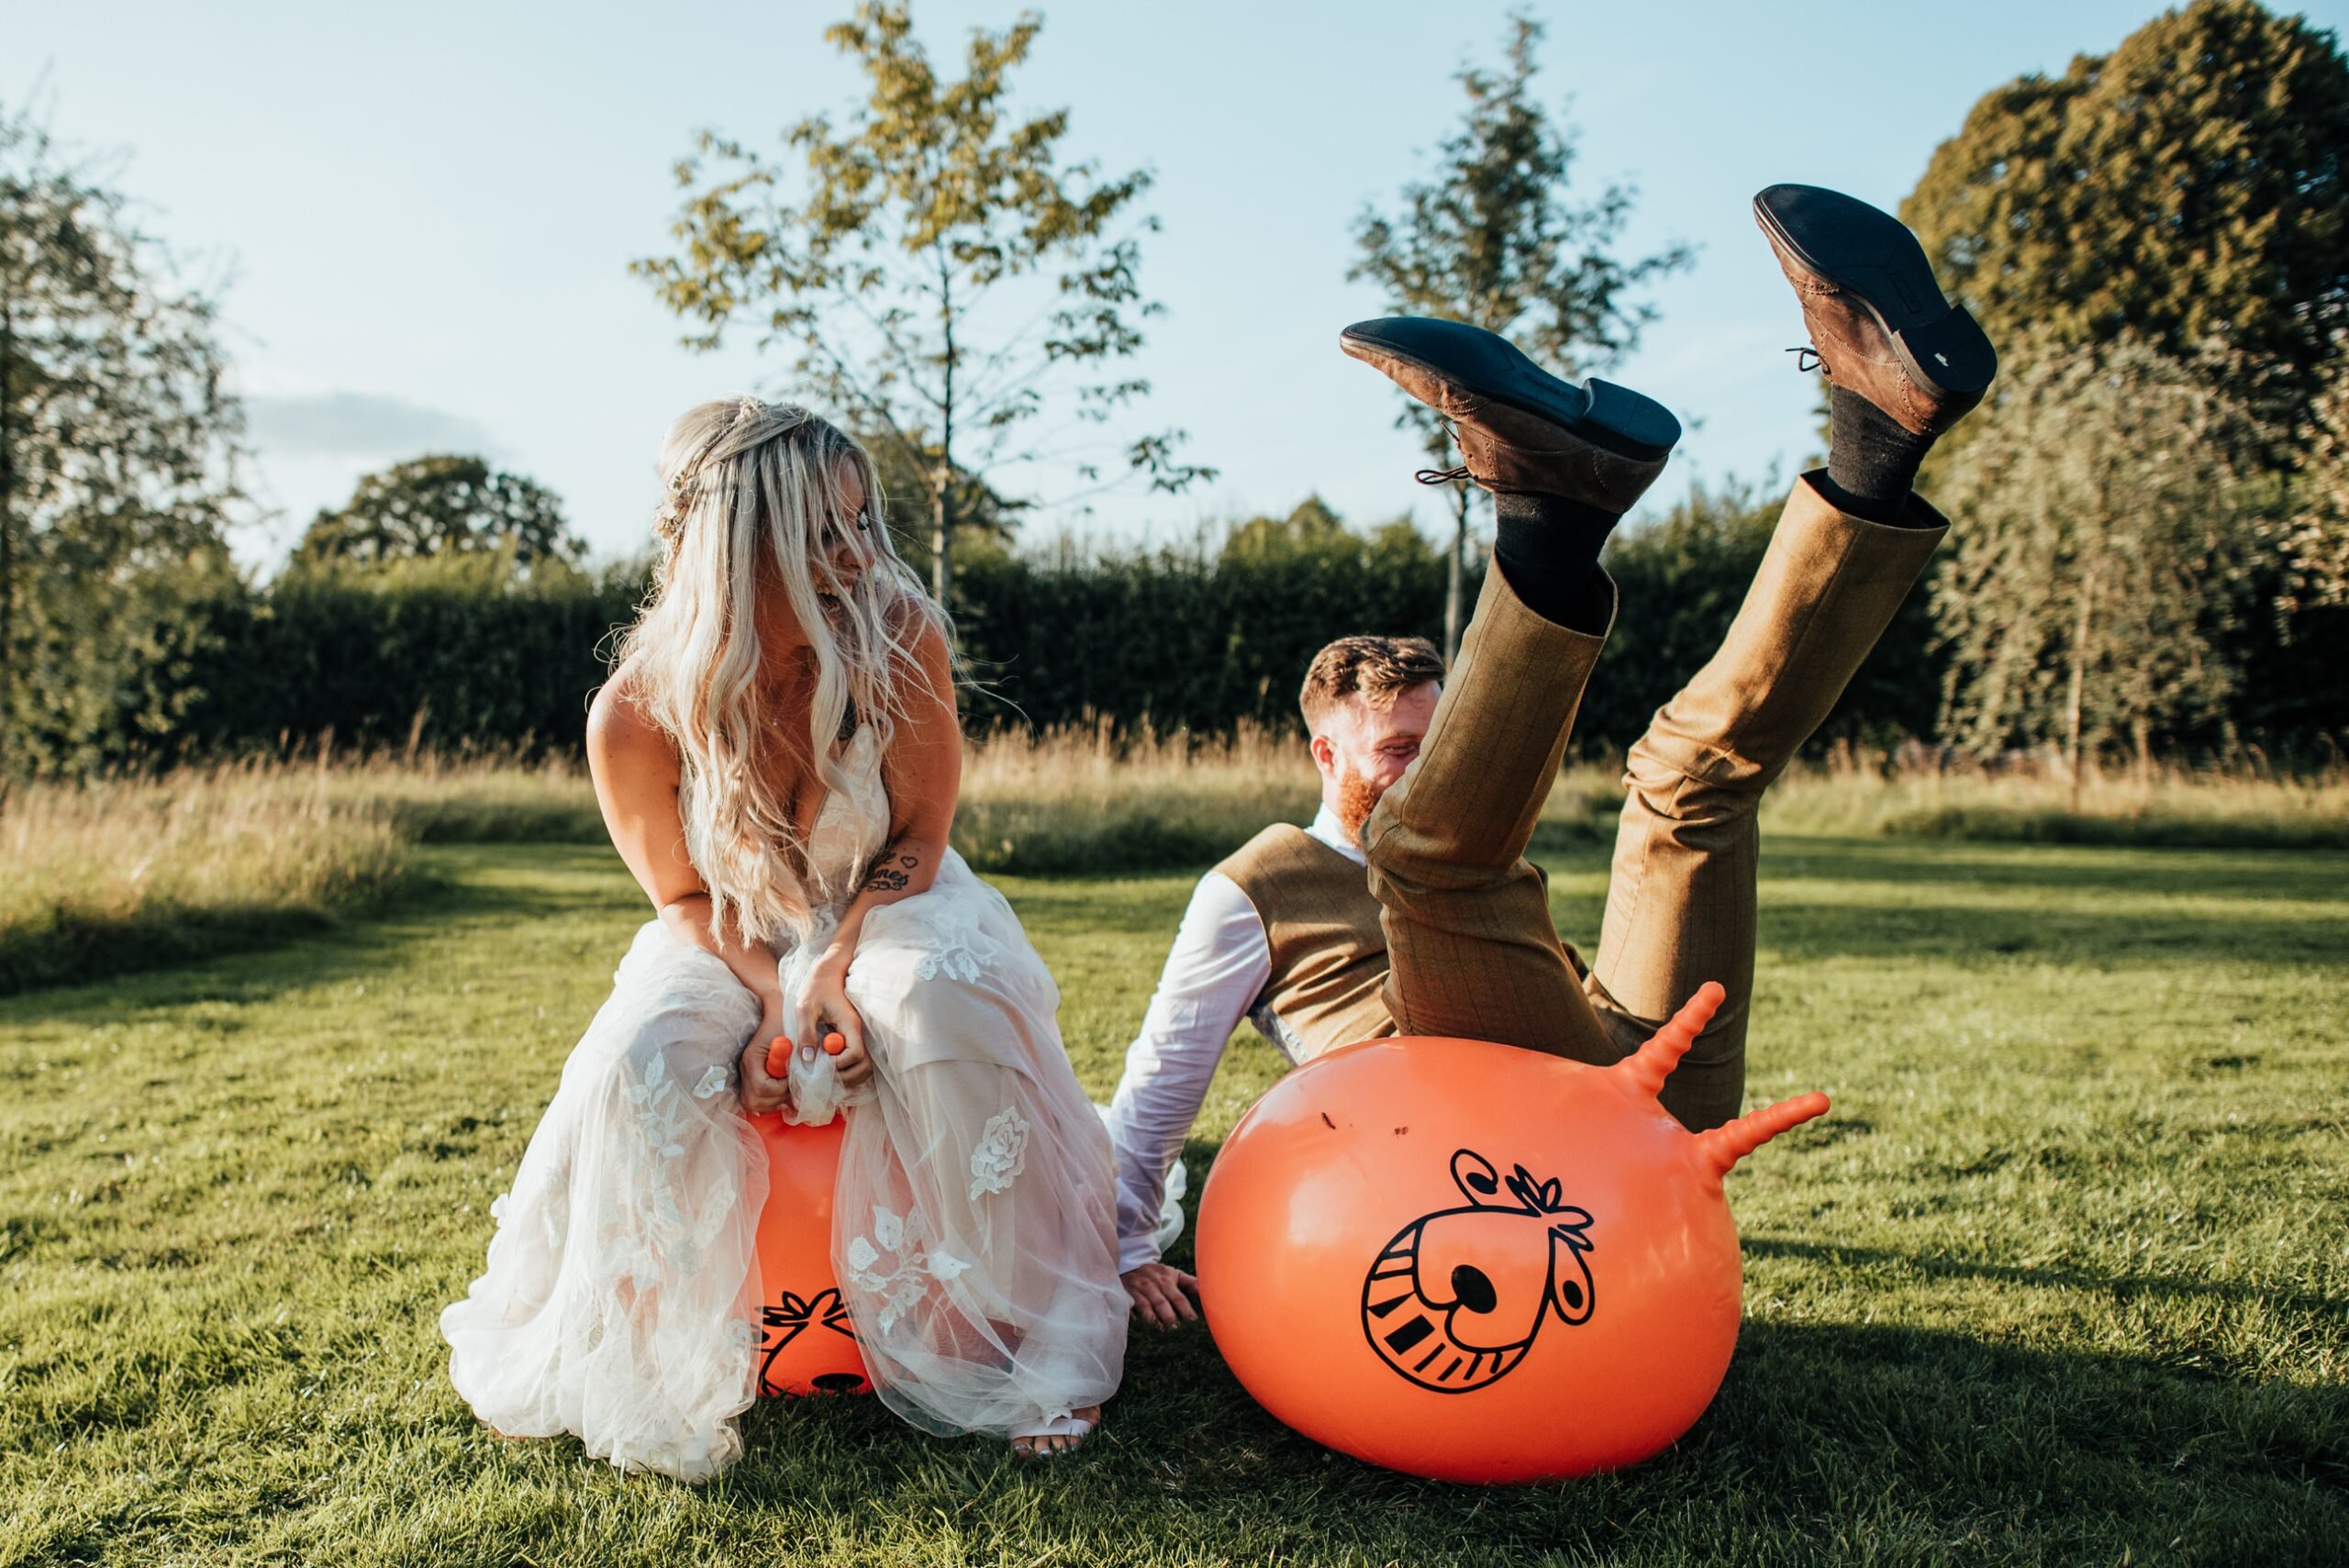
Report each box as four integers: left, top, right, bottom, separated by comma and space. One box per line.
1313, 681, 1442, 843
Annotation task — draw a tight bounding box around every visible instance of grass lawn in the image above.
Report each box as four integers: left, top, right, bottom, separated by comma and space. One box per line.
0, 835, 2342, 1566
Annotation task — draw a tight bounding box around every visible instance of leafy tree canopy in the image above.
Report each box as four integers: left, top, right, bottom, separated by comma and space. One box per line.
852, 421, 1024, 573
2, 103, 245, 786
1350, 12, 1688, 378
2283, 336, 2349, 615
290, 454, 581, 574
1903, 0, 2349, 403
1350, 10, 1688, 657
636, 3, 1210, 606
1219, 495, 1351, 563
1930, 334, 2266, 769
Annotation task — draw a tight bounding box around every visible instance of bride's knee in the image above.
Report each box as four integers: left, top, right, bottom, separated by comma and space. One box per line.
880, 968, 1025, 1051
587, 987, 758, 1100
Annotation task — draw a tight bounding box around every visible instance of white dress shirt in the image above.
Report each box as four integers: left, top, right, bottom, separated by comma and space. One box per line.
1100, 804, 1365, 1272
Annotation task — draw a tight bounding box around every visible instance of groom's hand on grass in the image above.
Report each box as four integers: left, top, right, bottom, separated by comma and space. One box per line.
1123, 1262, 1200, 1329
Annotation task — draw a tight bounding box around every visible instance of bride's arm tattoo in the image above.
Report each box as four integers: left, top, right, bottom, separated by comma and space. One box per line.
862, 840, 923, 895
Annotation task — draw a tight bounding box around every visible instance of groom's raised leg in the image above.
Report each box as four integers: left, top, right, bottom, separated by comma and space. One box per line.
1586, 183, 1996, 1129
1341, 317, 1678, 1058
1586, 478, 1946, 1125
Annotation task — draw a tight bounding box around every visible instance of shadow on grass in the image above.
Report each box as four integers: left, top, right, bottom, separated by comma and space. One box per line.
0, 896, 380, 1001
1744, 1236, 2349, 1330
700, 1145, 2343, 1554
1874, 805, 2349, 853
0, 845, 623, 1024
1744, 838, 2347, 970
1758, 900, 2341, 969
1760, 836, 2349, 906
705, 1313, 2344, 1563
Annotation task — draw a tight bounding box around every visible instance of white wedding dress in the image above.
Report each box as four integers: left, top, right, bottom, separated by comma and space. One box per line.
440, 726, 1130, 1479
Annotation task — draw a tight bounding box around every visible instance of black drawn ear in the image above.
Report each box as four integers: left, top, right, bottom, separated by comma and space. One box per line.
1452, 1149, 1501, 1203
1549, 1207, 1596, 1251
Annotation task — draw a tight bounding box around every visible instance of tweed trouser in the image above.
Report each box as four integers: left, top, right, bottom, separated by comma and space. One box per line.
1359, 473, 1947, 1130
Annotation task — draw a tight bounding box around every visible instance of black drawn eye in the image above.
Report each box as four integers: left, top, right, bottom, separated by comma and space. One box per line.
1451, 1263, 1497, 1314
1559, 1278, 1585, 1310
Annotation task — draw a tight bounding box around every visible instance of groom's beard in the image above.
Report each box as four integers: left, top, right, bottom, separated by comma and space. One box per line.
1335, 762, 1389, 847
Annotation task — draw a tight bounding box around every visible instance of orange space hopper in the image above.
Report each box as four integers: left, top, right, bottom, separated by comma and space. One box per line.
750, 1036, 871, 1398
1194, 983, 1826, 1484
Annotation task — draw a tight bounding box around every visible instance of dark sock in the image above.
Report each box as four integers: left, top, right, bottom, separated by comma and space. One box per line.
1491, 491, 1620, 634
1821, 385, 1936, 525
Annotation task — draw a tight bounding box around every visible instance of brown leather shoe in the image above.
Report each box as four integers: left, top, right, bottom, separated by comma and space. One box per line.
1339, 317, 1678, 512
1753, 183, 1997, 436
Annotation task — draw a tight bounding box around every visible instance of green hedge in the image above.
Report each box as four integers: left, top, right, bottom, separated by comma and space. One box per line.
30, 495, 2341, 772
175, 557, 644, 759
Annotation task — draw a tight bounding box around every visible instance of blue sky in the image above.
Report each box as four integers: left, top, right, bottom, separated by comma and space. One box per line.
10, 0, 2343, 570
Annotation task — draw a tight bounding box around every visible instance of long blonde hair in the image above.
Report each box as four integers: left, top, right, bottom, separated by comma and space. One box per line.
616, 396, 945, 946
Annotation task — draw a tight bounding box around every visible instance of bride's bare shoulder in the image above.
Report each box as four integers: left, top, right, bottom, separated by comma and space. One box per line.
587, 658, 676, 779
885, 594, 954, 689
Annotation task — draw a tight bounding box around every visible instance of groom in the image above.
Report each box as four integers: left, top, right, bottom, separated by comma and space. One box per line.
1103, 183, 1998, 1327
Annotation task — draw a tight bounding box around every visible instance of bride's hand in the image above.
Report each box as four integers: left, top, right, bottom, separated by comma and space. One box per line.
737, 992, 795, 1116
802, 954, 874, 1090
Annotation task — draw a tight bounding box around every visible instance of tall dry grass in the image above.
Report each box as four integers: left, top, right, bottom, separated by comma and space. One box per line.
1757, 743, 2349, 849
956, 723, 1318, 873
5, 730, 2340, 994
319, 724, 2339, 865
0, 757, 414, 993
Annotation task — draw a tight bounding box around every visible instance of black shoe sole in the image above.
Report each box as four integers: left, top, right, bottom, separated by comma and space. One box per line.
1338, 317, 1681, 462
1752, 183, 1997, 398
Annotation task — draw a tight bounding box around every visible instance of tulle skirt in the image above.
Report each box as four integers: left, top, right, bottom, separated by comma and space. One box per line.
440, 850, 1129, 1479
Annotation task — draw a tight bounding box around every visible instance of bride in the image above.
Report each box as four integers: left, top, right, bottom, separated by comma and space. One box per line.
440, 397, 1127, 1477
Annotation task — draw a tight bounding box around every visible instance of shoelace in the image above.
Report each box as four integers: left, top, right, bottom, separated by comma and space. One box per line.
1787, 345, 1825, 374
1414, 464, 1472, 487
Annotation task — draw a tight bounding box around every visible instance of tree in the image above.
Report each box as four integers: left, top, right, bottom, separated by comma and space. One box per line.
289, 453, 582, 573
1219, 495, 1350, 564
1931, 337, 2263, 788
1349, 10, 1689, 662
0, 104, 245, 793
1902, 1, 2349, 416
850, 420, 1024, 578
636, 2, 1211, 608
2281, 339, 2349, 617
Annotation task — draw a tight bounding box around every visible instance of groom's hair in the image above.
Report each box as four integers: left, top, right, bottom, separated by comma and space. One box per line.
1298, 636, 1444, 731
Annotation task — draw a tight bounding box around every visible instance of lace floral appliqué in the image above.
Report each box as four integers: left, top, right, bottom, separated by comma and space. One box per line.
844, 1205, 972, 1335
893, 893, 1003, 986
912, 928, 989, 984
968, 1107, 1030, 1200
616, 1051, 740, 1285
627, 1052, 688, 1161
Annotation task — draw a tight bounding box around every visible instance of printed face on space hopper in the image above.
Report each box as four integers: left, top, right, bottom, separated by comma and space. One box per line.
758, 1286, 868, 1396
1361, 1149, 1596, 1393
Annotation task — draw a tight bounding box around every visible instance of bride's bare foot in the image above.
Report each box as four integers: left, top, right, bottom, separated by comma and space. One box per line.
1009, 1406, 1101, 1458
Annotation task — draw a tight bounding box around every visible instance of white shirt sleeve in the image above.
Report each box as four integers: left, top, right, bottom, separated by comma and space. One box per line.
1100, 869, 1272, 1273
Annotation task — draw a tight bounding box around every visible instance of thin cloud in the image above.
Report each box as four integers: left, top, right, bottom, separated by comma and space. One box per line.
244, 391, 493, 460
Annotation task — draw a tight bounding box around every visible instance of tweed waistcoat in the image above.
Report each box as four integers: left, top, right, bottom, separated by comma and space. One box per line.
1215, 824, 1396, 1062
